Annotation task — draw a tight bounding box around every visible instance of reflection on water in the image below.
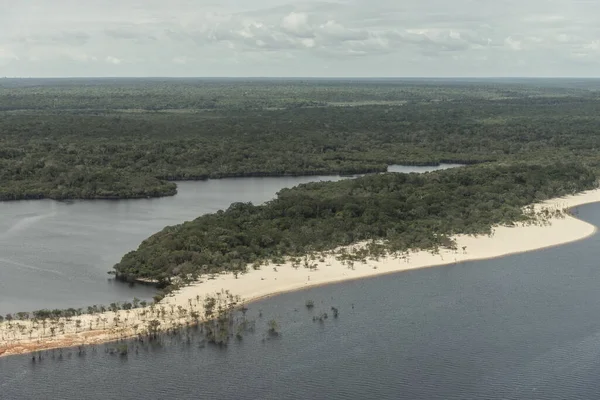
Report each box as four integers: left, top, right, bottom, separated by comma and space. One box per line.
1, 203, 600, 399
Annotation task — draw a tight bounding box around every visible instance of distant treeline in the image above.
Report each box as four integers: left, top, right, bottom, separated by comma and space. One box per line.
3, 78, 599, 111
2, 80, 600, 200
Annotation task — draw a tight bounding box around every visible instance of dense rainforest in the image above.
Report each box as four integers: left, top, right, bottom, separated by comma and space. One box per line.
2, 78, 600, 285
1, 78, 600, 200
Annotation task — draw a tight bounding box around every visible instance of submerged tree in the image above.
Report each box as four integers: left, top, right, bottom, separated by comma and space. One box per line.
267, 319, 280, 337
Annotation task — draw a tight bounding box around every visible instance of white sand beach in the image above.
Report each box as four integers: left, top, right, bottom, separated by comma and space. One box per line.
2, 188, 600, 357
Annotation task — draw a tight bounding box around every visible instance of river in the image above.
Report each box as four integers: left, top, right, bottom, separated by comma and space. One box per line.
2, 201, 600, 399
0, 164, 459, 316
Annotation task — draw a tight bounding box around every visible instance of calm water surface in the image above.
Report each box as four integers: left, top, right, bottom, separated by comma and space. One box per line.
1, 202, 600, 399
0, 164, 457, 315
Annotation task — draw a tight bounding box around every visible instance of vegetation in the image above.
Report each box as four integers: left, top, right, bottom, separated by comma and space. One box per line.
5, 77, 598, 111
2, 78, 600, 200
3, 298, 341, 362
112, 162, 595, 284
267, 319, 280, 337
0, 291, 256, 355
0, 298, 147, 324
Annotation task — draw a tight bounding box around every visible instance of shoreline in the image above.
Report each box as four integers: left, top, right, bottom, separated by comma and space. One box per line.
2, 188, 600, 358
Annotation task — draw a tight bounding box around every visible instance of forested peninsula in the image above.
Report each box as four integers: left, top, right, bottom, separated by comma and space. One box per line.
113, 163, 596, 286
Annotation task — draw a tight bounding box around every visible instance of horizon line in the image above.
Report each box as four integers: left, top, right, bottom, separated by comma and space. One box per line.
2, 76, 600, 80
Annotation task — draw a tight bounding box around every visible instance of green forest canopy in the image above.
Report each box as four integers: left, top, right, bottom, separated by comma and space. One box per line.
1, 79, 600, 200
113, 163, 596, 284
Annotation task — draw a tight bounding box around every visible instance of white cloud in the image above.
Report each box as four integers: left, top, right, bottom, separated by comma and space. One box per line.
318, 20, 368, 42
523, 15, 566, 23
70, 53, 98, 62
301, 38, 316, 48
280, 12, 313, 37
0, 47, 19, 66
0, 0, 599, 77
105, 56, 122, 64
504, 37, 523, 51
584, 41, 600, 51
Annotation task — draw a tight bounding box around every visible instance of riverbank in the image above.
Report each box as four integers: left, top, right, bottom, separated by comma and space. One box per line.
2, 188, 600, 358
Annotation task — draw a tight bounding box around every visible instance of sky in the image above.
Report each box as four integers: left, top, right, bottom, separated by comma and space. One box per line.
1, 0, 599, 77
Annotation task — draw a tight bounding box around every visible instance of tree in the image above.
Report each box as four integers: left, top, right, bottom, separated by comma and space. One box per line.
147, 319, 161, 339
267, 319, 279, 336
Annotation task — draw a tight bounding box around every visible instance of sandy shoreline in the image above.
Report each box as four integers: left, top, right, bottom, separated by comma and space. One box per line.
2, 188, 600, 358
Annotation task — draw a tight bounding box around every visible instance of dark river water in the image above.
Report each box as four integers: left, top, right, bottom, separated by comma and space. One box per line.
2, 202, 600, 399
0, 164, 459, 316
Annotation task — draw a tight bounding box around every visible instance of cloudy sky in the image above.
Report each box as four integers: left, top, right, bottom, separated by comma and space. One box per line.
1, 0, 599, 77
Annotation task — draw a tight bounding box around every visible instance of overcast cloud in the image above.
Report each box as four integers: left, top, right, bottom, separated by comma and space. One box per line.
1, 0, 599, 77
